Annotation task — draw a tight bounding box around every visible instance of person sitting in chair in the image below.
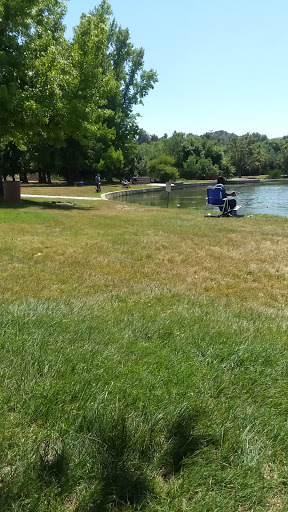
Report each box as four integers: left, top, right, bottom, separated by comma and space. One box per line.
214, 176, 236, 216
121, 178, 130, 188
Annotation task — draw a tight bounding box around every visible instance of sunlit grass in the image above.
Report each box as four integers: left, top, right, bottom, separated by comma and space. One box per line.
20, 183, 156, 197
1, 199, 288, 511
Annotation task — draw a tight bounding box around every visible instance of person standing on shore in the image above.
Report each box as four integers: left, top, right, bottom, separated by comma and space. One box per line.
95, 173, 101, 193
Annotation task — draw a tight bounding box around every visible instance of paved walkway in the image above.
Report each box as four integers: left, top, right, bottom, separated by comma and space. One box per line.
21, 194, 102, 201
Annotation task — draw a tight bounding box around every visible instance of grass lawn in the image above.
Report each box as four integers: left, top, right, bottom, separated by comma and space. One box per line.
1, 197, 288, 511
20, 183, 157, 197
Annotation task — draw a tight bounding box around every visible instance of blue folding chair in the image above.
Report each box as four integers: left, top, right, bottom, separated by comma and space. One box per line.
204, 187, 229, 217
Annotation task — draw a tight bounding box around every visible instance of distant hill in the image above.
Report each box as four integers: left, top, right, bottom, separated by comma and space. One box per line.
210, 130, 235, 143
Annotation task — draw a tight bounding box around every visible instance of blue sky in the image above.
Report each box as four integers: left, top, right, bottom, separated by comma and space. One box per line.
64, 0, 288, 139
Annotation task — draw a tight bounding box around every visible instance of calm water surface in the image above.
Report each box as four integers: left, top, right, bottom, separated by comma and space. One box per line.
114, 182, 288, 217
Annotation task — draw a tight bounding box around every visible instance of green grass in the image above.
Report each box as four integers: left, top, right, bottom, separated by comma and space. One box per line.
20, 182, 156, 197
1, 198, 288, 511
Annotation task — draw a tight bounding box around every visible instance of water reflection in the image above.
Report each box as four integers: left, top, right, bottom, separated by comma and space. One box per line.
113, 182, 288, 217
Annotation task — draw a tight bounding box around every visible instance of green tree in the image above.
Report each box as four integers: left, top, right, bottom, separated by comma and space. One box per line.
0, 0, 68, 145
164, 132, 186, 168
182, 135, 203, 162
0, 0, 70, 192
0, 142, 23, 180
98, 146, 124, 181
68, 3, 117, 144
135, 140, 166, 176
106, 5, 158, 169
182, 155, 198, 179
203, 141, 223, 167
147, 155, 179, 182
66, 1, 158, 179
278, 139, 288, 175
196, 157, 216, 179
261, 138, 281, 172
0, 0, 158, 188
228, 135, 265, 177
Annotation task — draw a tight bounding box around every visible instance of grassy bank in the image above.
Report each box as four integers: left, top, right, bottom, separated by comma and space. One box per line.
1, 198, 288, 511
20, 183, 157, 197
19, 177, 268, 198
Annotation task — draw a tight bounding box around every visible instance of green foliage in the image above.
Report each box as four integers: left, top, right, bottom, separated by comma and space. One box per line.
228, 134, 266, 176
164, 131, 186, 168
147, 155, 179, 181
203, 141, 223, 166
0, 0, 157, 185
0, 0, 68, 145
195, 157, 217, 179
0, 142, 23, 178
98, 145, 124, 180
135, 140, 167, 176
267, 168, 282, 179
136, 133, 232, 181
158, 166, 179, 182
182, 153, 222, 180
277, 139, 288, 174
182, 155, 198, 179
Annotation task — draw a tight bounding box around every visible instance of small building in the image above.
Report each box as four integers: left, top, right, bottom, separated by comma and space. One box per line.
132, 176, 150, 184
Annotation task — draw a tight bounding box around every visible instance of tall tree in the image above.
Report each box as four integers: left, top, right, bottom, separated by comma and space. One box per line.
228, 135, 265, 177
104, 2, 158, 169
0, 0, 68, 145
0, 0, 158, 186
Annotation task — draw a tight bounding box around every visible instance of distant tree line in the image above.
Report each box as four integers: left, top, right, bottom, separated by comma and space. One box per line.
134, 130, 288, 182
0, 0, 157, 192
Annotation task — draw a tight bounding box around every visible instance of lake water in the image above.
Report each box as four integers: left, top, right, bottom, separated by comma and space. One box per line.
113, 182, 288, 217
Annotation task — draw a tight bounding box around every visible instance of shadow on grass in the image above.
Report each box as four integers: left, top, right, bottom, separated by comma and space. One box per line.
0, 199, 92, 211
97, 458, 150, 511
38, 439, 67, 484
21, 182, 72, 188
158, 408, 216, 480
0, 407, 216, 511
76, 409, 151, 511
0, 439, 69, 512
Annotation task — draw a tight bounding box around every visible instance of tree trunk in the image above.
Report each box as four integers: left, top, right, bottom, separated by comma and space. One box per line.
66, 168, 74, 186
105, 171, 114, 183
46, 171, 51, 184
20, 173, 28, 183
38, 171, 46, 183
0, 176, 3, 197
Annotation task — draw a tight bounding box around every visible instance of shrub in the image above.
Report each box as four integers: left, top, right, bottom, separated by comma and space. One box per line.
158, 166, 179, 182
267, 168, 282, 179
181, 156, 222, 180
147, 155, 179, 181
195, 157, 216, 179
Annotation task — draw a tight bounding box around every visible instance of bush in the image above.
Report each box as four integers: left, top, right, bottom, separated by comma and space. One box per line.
195, 158, 218, 179
181, 155, 223, 180
158, 166, 179, 182
267, 168, 282, 179
148, 155, 179, 181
